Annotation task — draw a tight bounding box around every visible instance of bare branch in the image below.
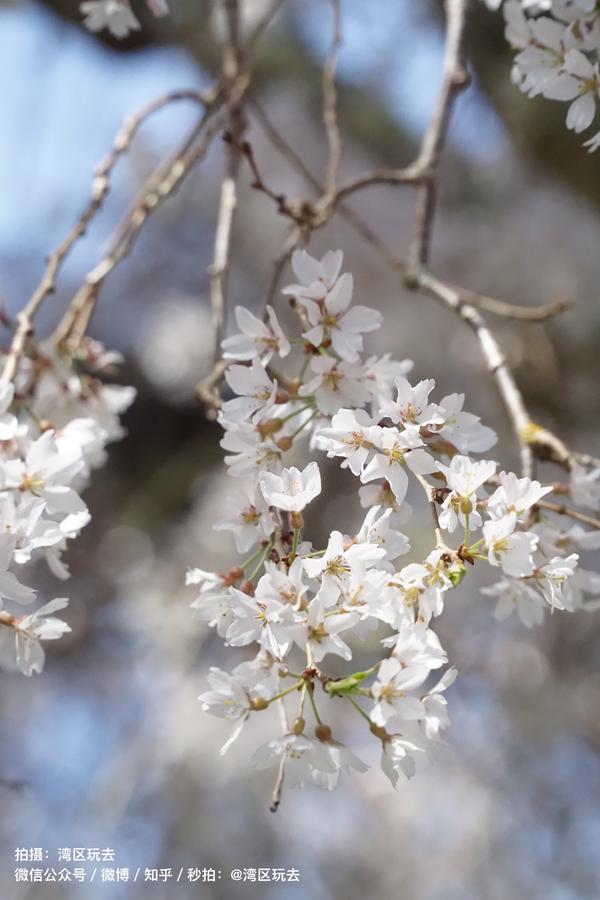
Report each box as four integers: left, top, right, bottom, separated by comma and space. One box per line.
322, 0, 343, 202
411, 268, 534, 477
409, 0, 470, 266
536, 499, 600, 531
1, 89, 210, 384
209, 0, 246, 363
53, 105, 229, 350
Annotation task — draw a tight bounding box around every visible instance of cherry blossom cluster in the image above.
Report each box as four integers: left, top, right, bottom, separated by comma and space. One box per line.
0, 339, 134, 676
80, 0, 169, 39
483, 0, 600, 150
189, 249, 600, 796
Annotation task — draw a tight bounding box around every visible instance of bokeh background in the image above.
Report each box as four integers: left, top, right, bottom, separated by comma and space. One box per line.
2, 1, 600, 898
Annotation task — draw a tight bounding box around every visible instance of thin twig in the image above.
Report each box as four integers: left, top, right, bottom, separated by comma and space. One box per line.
210, 0, 245, 363
53, 103, 231, 349
322, 0, 343, 202
1, 89, 210, 383
412, 268, 534, 476
536, 499, 600, 531
408, 0, 469, 266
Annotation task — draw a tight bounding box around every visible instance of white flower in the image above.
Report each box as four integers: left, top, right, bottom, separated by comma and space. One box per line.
199, 667, 253, 721
358, 481, 413, 523
353, 506, 410, 561
283, 252, 382, 361
3, 430, 87, 516
0, 534, 37, 607
312, 735, 369, 789
0, 495, 64, 565
560, 49, 599, 133
252, 732, 338, 789
371, 656, 427, 729
145, 0, 169, 17
380, 376, 443, 427
570, 463, 600, 510
438, 454, 496, 497
199, 666, 275, 755
80, 0, 140, 38
14, 598, 70, 677
420, 666, 457, 742
388, 619, 447, 671
187, 568, 236, 637
483, 513, 538, 577
583, 129, 600, 152
222, 357, 277, 422
220, 422, 281, 477
535, 521, 600, 556
300, 356, 371, 414
226, 587, 297, 657
221, 305, 290, 362
284, 249, 343, 294
213, 483, 273, 554
303, 529, 385, 606
360, 426, 436, 505
293, 596, 358, 662
434, 393, 497, 453
436, 455, 496, 532
380, 736, 422, 786
534, 553, 579, 610
259, 462, 321, 512
0, 382, 17, 440
378, 564, 431, 628
255, 558, 308, 612
487, 470, 552, 519
316, 408, 382, 476
504, 0, 531, 49
482, 577, 546, 628
364, 353, 414, 408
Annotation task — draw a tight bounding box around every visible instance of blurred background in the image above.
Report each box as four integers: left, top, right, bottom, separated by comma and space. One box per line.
1, 1, 600, 898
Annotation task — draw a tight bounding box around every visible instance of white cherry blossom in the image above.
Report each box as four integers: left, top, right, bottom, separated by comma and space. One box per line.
221, 305, 290, 362
259, 462, 321, 512
483, 513, 539, 577
80, 0, 140, 38
14, 598, 70, 677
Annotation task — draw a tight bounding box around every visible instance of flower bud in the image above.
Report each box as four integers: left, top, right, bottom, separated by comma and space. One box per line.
291, 716, 305, 735
276, 436, 293, 451
257, 418, 282, 437
239, 579, 255, 596
228, 565, 244, 581
314, 724, 332, 742
369, 723, 388, 741
250, 696, 268, 711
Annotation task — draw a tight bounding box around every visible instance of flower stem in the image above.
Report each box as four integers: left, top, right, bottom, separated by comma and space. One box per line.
307, 683, 323, 724
346, 695, 372, 724
289, 409, 318, 441
290, 527, 301, 561
269, 680, 303, 704
279, 404, 313, 425
248, 537, 274, 581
